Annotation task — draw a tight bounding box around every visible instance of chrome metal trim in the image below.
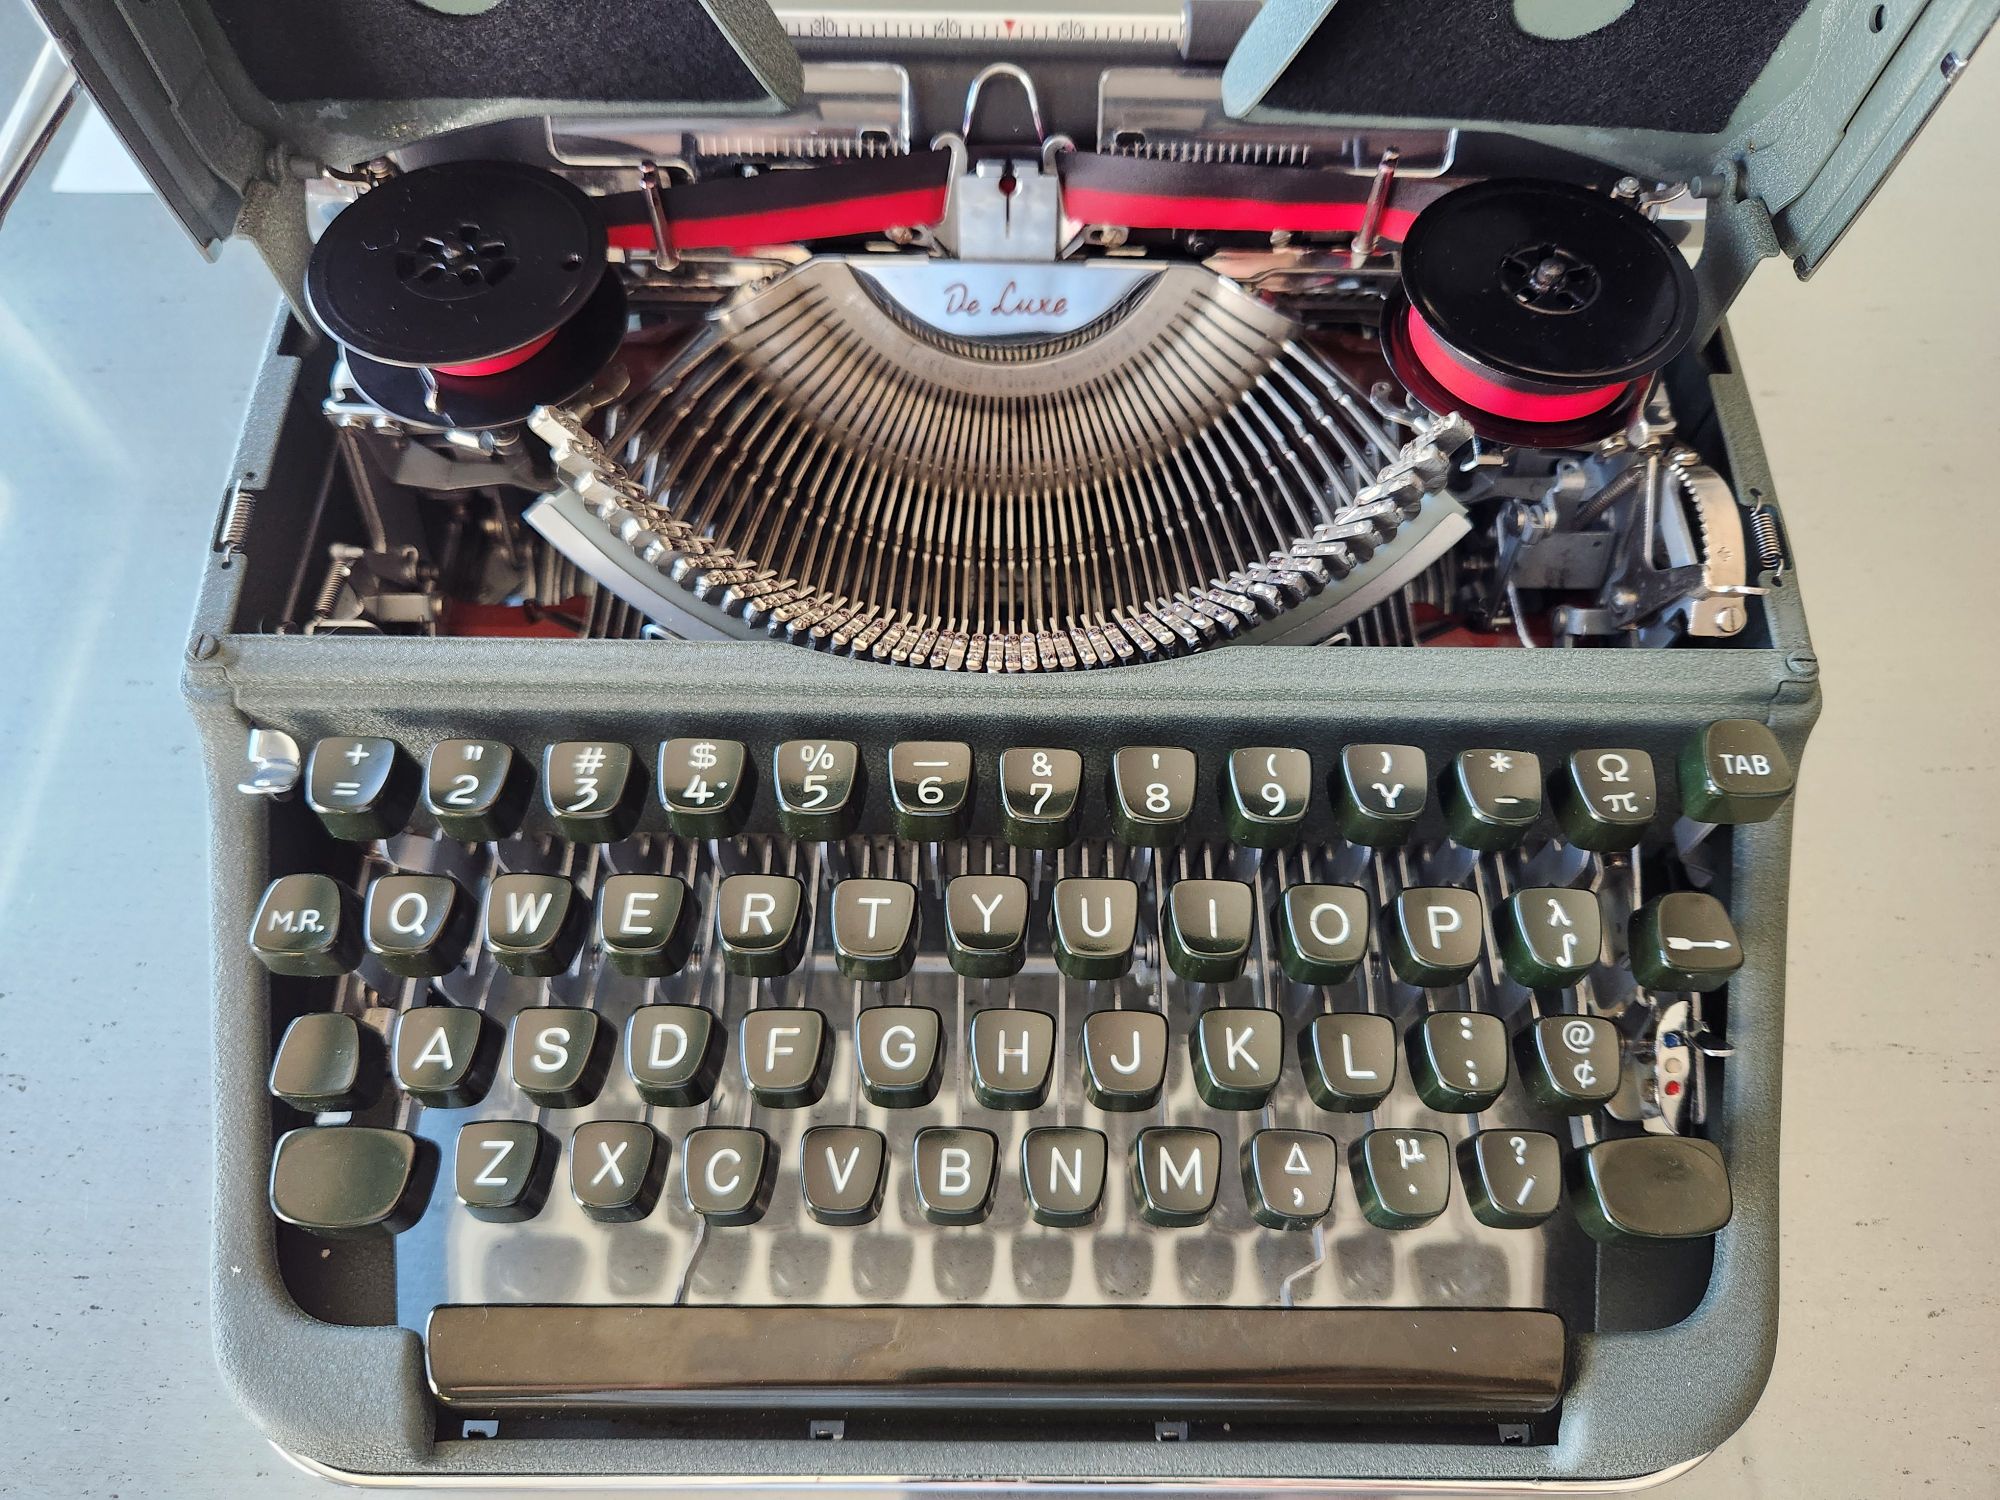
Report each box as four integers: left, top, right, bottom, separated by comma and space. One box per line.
279, 1445, 1710, 1494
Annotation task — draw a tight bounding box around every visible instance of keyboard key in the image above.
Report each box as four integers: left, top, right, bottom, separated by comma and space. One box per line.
1299, 1013, 1397, 1111
1223, 747, 1311, 846
1133, 1128, 1222, 1226
1407, 1011, 1508, 1111
1109, 746, 1198, 846
1022, 1128, 1108, 1227
508, 1008, 610, 1107
999, 747, 1083, 848
571, 1121, 666, 1223
715, 874, 808, 977
944, 875, 1029, 978
1679, 719, 1794, 824
1517, 1015, 1622, 1112
250, 873, 360, 977
1164, 880, 1254, 982
1571, 1135, 1732, 1244
269, 1013, 375, 1112
1334, 744, 1426, 846
831, 878, 920, 980
484, 874, 585, 976
914, 1127, 999, 1225
1440, 749, 1542, 851
305, 736, 416, 841
624, 1004, 725, 1106
1243, 1129, 1339, 1230
739, 1009, 831, 1106
1458, 1130, 1561, 1229
854, 1006, 944, 1107
1496, 887, 1603, 989
393, 1005, 497, 1108
1552, 748, 1656, 850
364, 873, 473, 978
1081, 1009, 1169, 1111
889, 741, 973, 840
773, 739, 862, 839
1190, 1006, 1284, 1109
543, 741, 643, 842
1349, 1128, 1450, 1229
800, 1126, 886, 1225
1629, 892, 1743, 992
594, 874, 696, 977
455, 1121, 551, 1223
657, 737, 752, 837
1384, 887, 1483, 986
1275, 884, 1370, 985
270, 1126, 431, 1237
1051, 878, 1139, 980
683, 1127, 775, 1225
424, 738, 529, 841
969, 1008, 1056, 1109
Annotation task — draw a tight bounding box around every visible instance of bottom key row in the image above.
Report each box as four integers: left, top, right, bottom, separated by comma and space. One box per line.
270, 1122, 1732, 1245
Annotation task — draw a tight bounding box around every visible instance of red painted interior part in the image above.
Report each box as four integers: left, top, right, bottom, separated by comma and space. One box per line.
1057, 185, 1416, 240
606, 185, 949, 253
432, 328, 559, 378
1404, 307, 1630, 424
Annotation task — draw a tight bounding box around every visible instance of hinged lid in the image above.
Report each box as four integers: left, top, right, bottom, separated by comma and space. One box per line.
24, 0, 1998, 297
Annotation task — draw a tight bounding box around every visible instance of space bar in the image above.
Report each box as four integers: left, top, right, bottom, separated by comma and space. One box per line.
426, 1305, 1566, 1418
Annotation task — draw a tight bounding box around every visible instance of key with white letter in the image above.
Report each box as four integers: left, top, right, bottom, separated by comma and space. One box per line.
914, 1127, 999, 1225
569, 1121, 665, 1222
799, 1126, 885, 1225
1408, 1011, 1508, 1112
1457, 1130, 1562, 1229
1299, 1013, 1396, 1111
594, 875, 695, 978
483, 874, 585, 977
715, 874, 808, 977
1333, 744, 1427, 846
365, 873, 473, 978
1190, 1006, 1284, 1109
508, 1008, 610, 1108
831, 878, 920, 980
739, 1009, 831, 1106
1242, 1129, 1338, 1230
1164, 879, 1254, 983
454, 1121, 550, 1223
854, 1006, 944, 1107
393, 1005, 496, 1108
943, 875, 1029, 978
1080, 1010, 1168, 1111
1051, 877, 1140, 980
623, 1004, 724, 1106
1385, 887, 1484, 987
1275, 884, 1370, 985
1350, 1128, 1450, 1229
682, 1127, 774, 1225
969, 1008, 1056, 1110
1021, 1128, 1108, 1227
1134, 1128, 1222, 1226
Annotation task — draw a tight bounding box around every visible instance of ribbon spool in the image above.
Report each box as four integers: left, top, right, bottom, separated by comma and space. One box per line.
1381, 178, 1697, 447
304, 160, 629, 430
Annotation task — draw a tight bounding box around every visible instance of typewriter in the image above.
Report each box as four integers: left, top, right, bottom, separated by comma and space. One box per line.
28, 0, 1992, 1487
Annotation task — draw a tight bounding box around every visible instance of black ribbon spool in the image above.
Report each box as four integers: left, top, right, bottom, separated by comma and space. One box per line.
1384, 178, 1697, 446
305, 159, 627, 429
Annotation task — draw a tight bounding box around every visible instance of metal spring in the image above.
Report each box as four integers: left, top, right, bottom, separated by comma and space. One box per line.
310, 546, 361, 621
1111, 139, 1311, 167
1746, 506, 1785, 577
214, 481, 257, 555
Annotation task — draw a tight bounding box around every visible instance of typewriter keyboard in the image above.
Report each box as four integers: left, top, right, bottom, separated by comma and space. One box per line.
246, 723, 1791, 1418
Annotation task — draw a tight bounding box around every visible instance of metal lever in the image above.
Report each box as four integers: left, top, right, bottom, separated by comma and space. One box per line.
0, 36, 78, 232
